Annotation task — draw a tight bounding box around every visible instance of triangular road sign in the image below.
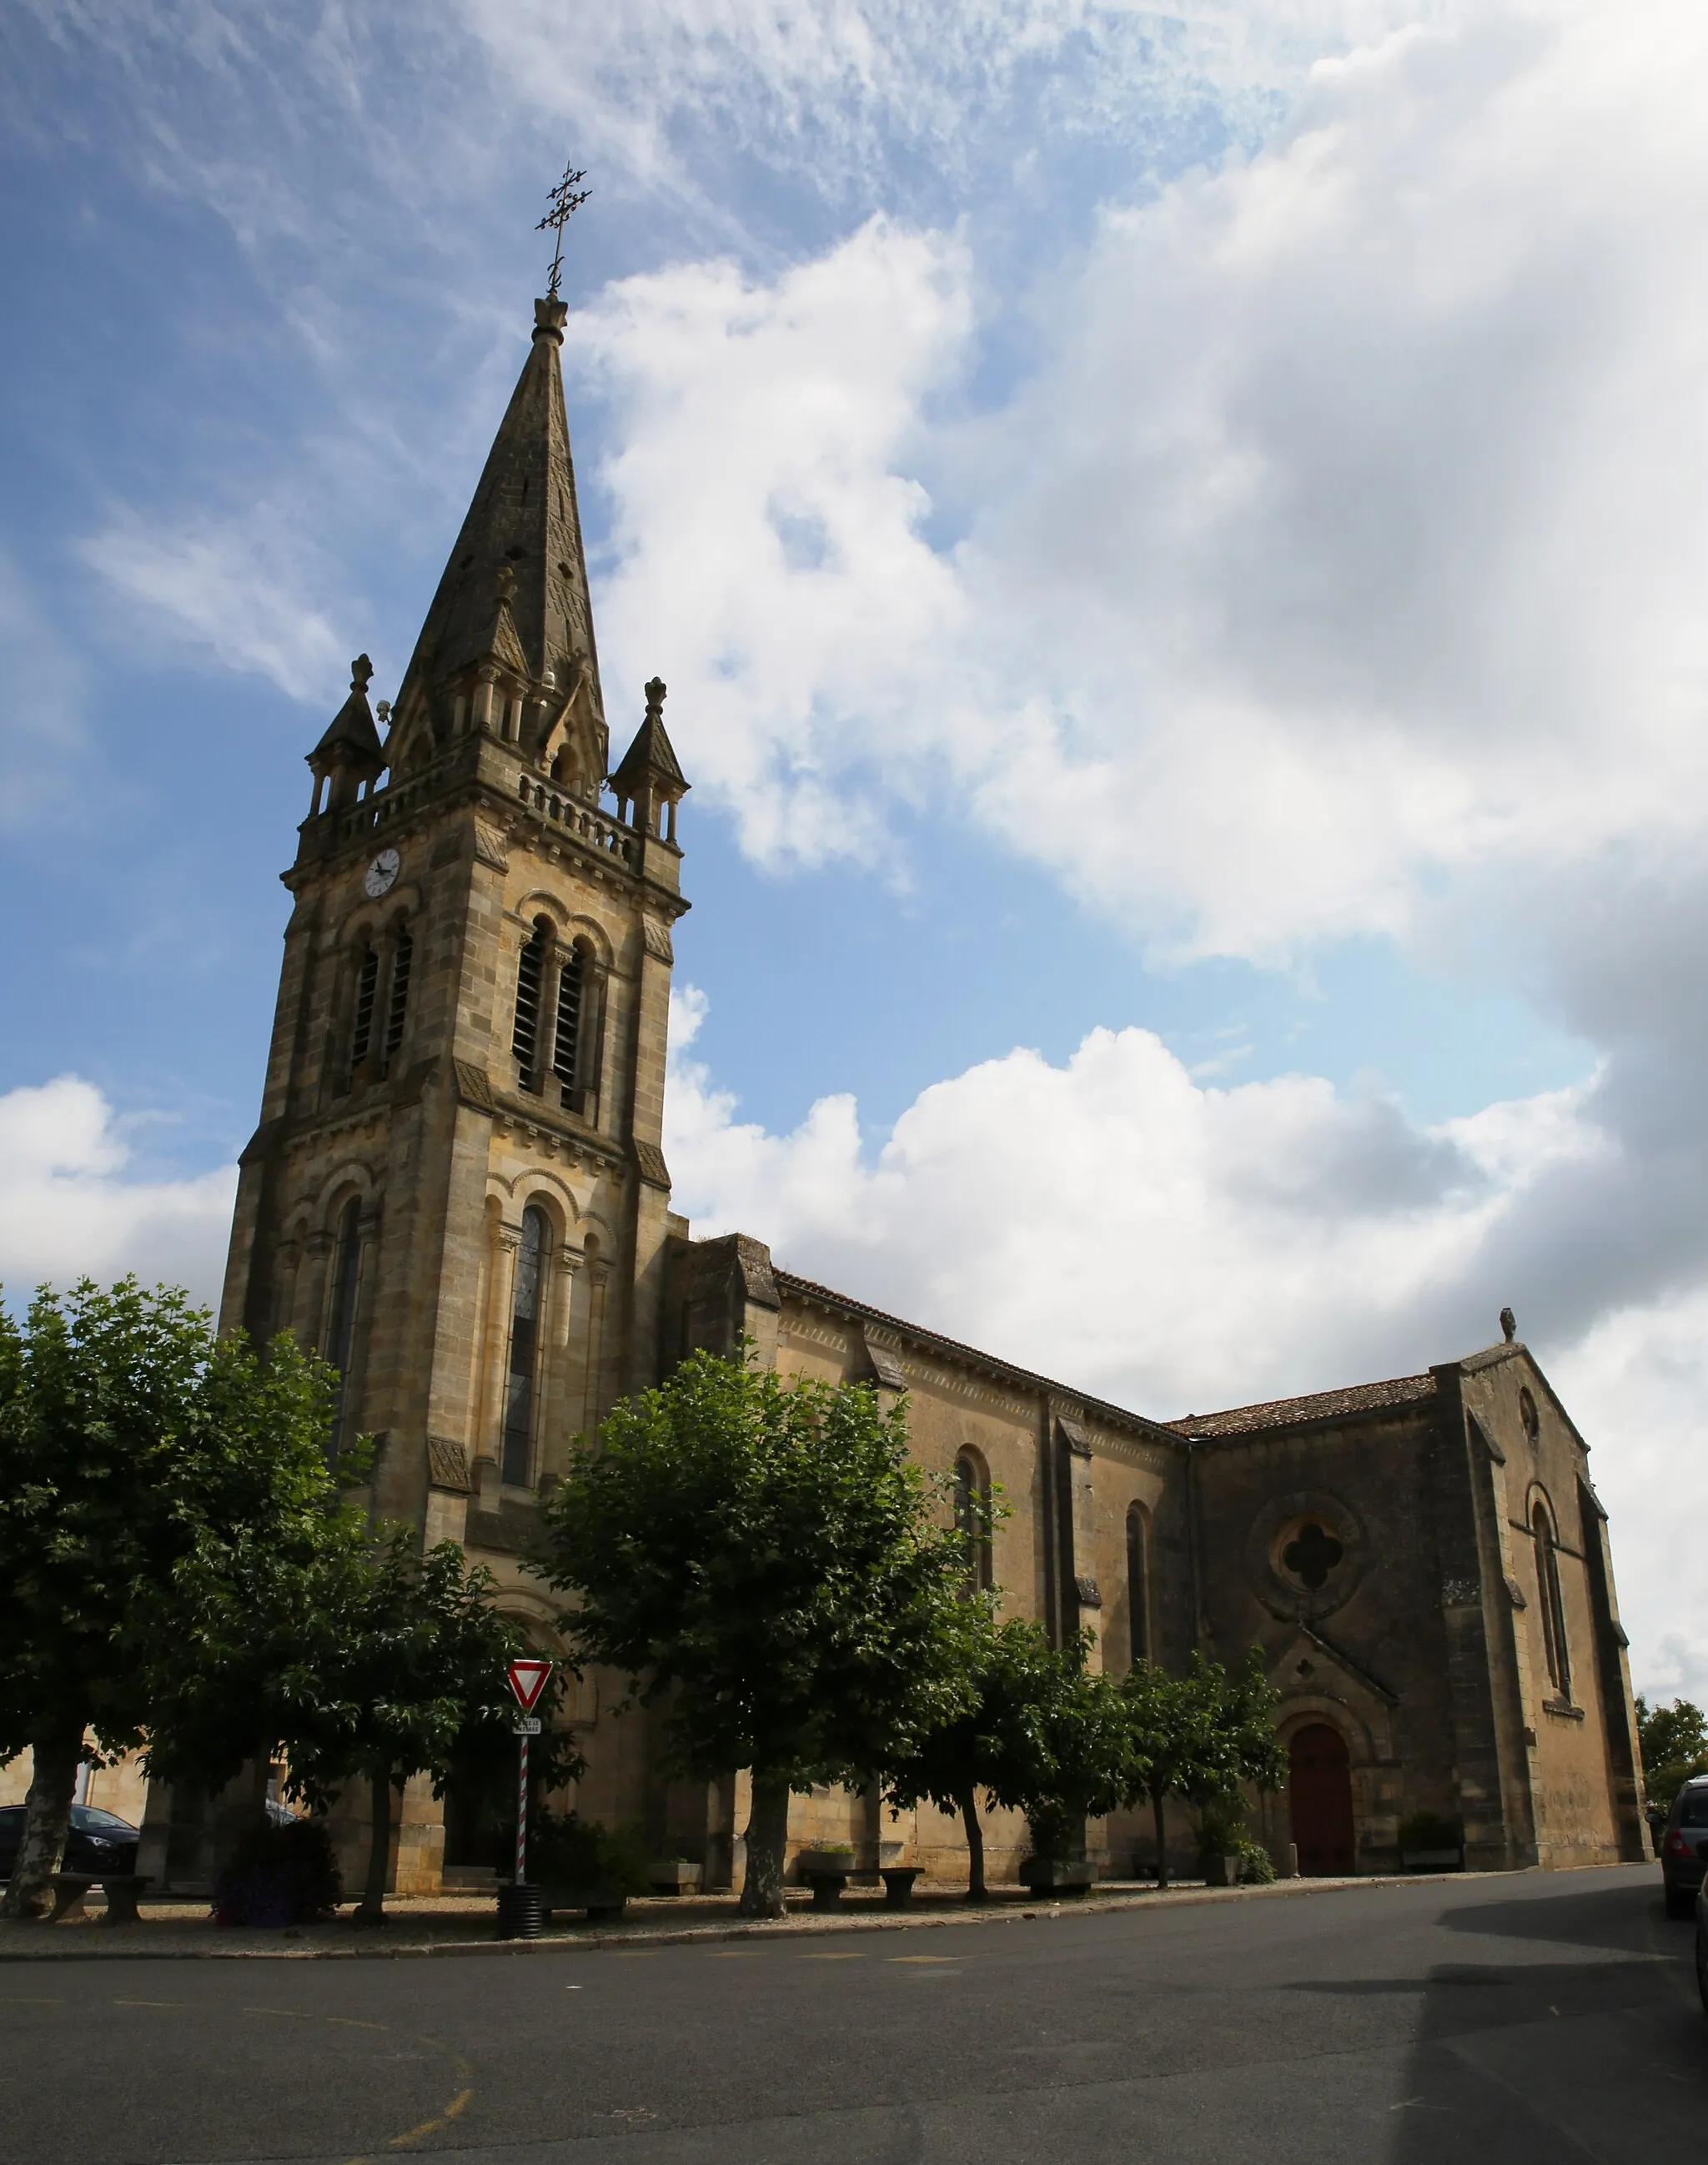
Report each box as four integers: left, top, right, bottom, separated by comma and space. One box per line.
507, 1657, 553, 1713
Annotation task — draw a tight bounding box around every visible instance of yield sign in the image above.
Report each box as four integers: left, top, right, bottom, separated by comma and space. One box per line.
507, 1657, 553, 1714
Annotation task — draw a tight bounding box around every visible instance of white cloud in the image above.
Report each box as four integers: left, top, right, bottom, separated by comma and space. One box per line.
570, 2, 1708, 961
78, 511, 349, 706
0, 1077, 237, 1309
573, 219, 973, 867
666, 982, 1702, 1696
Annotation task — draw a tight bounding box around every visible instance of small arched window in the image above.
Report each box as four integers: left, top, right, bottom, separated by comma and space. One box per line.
325, 1198, 363, 1450
953, 1450, 992, 1594
349, 943, 379, 1071
384, 927, 413, 1066
1533, 1503, 1571, 1698
1126, 1503, 1152, 1666
501, 1205, 549, 1486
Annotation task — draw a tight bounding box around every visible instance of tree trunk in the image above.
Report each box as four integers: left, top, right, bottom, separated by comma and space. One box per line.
357, 1770, 394, 1925
959, 1786, 987, 1903
1152, 1790, 1168, 1889
738, 1773, 791, 1919
0, 1720, 83, 1920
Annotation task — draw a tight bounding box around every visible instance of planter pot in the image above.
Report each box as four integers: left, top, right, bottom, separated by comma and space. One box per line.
648, 1861, 703, 1896
798, 1851, 858, 1875
541, 1886, 630, 1922
1400, 1850, 1464, 1872
1203, 1854, 1243, 1888
878, 1841, 906, 1867
1018, 1858, 1093, 1896
881, 1866, 922, 1907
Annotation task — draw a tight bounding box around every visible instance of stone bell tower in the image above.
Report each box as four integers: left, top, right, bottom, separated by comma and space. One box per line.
220, 293, 691, 1557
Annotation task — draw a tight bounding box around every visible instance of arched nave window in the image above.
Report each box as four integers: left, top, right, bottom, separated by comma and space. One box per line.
502, 1204, 549, 1486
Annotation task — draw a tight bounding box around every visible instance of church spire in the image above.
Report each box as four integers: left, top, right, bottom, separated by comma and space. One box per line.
392, 296, 604, 767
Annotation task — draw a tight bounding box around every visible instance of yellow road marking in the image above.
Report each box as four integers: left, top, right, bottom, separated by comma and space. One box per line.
801, 1952, 864, 1960
702, 1949, 756, 1957
113, 1998, 187, 2007
244, 2006, 314, 2019
327, 2016, 390, 2031
2, 1995, 65, 2003
387, 2087, 474, 2148
888, 1956, 958, 1964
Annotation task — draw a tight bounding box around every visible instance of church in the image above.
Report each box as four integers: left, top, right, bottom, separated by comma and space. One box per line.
203, 287, 1649, 1896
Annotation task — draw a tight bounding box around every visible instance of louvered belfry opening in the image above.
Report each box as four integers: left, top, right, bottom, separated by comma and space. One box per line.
553, 944, 583, 1106
384, 928, 413, 1067
349, 945, 379, 1072
512, 921, 549, 1090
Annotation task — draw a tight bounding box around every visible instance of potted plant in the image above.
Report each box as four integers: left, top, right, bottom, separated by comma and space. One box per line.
530, 1814, 651, 1921
1018, 1805, 1094, 1896
1397, 1813, 1464, 1872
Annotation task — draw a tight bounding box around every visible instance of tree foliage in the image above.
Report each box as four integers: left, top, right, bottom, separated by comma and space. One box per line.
1635, 1695, 1708, 1815
0, 1280, 342, 1916
540, 1351, 972, 1916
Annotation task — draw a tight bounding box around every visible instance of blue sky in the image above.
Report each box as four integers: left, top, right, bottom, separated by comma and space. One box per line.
4, 0, 1708, 1696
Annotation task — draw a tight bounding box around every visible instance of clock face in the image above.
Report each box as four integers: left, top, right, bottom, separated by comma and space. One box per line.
364, 847, 400, 898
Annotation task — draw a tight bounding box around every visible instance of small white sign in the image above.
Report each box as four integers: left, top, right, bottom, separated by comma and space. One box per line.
512, 1717, 543, 1736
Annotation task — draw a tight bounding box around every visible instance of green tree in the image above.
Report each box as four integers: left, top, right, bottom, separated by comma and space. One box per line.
157, 1518, 545, 1922
0, 1281, 340, 1919
1120, 1651, 1284, 1886
1635, 1695, 1708, 1816
539, 1351, 972, 1917
881, 1609, 1058, 1900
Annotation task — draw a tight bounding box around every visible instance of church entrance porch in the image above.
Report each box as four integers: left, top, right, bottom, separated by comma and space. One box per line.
1289, 1722, 1355, 1875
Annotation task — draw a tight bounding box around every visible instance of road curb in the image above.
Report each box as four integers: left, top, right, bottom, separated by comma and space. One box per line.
0, 1868, 1536, 1962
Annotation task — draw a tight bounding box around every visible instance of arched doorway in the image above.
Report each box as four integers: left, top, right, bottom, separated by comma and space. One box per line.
1289, 1723, 1355, 1876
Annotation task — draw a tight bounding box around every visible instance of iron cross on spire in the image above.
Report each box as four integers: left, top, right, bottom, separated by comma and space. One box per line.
536, 158, 591, 299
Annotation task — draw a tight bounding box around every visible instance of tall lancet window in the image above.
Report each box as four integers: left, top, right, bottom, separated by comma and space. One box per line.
553, 945, 583, 1103
953, 1450, 992, 1594
512, 922, 549, 1091
383, 927, 412, 1067
326, 1198, 363, 1451
1534, 1502, 1572, 1698
502, 1205, 548, 1485
1127, 1504, 1152, 1667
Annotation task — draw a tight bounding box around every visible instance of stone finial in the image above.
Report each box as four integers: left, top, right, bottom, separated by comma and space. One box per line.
1500, 1306, 1517, 1344
495, 565, 518, 605
350, 653, 374, 693
645, 676, 666, 718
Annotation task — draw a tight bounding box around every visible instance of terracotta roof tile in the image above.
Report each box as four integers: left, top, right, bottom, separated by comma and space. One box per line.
1168, 1370, 1436, 1439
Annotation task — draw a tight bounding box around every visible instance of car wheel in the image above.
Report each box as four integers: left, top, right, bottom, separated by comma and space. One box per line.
1665, 1885, 1695, 1921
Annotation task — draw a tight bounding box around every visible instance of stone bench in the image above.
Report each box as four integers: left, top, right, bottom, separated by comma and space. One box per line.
46, 1874, 151, 1925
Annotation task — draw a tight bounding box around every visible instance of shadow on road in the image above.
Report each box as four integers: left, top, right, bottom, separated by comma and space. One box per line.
1376, 1878, 1707, 2163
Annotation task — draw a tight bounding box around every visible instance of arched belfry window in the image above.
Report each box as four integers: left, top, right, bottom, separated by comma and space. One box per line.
502, 1205, 549, 1486
1533, 1501, 1571, 1698
325, 1198, 363, 1451
1126, 1504, 1152, 1666
553, 943, 584, 1103
384, 926, 413, 1067
953, 1450, 992, 1594
349, 943, 379, 1072
512, 922, 550, 1092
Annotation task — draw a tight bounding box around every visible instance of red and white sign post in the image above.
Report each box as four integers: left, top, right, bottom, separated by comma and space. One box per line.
506, 1658, 553, 1885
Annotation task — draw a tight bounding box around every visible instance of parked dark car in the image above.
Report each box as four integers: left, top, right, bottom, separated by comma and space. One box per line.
1660, 1773, 1708, 1921
0, 1803, 140, 1880
1697, 1876, 1708, 2017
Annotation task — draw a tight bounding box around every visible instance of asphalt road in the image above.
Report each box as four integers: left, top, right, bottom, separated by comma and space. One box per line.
3, 1866, 1704, 2164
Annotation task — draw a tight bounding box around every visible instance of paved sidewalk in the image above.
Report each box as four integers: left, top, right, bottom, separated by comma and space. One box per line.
0, 1868, 1500, 1961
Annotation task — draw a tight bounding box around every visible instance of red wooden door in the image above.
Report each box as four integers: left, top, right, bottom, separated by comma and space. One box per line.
1289, 1723, 1355, 1876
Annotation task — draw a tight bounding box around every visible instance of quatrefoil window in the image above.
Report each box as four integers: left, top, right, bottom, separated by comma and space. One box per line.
1282, 1520, 1344, 1591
